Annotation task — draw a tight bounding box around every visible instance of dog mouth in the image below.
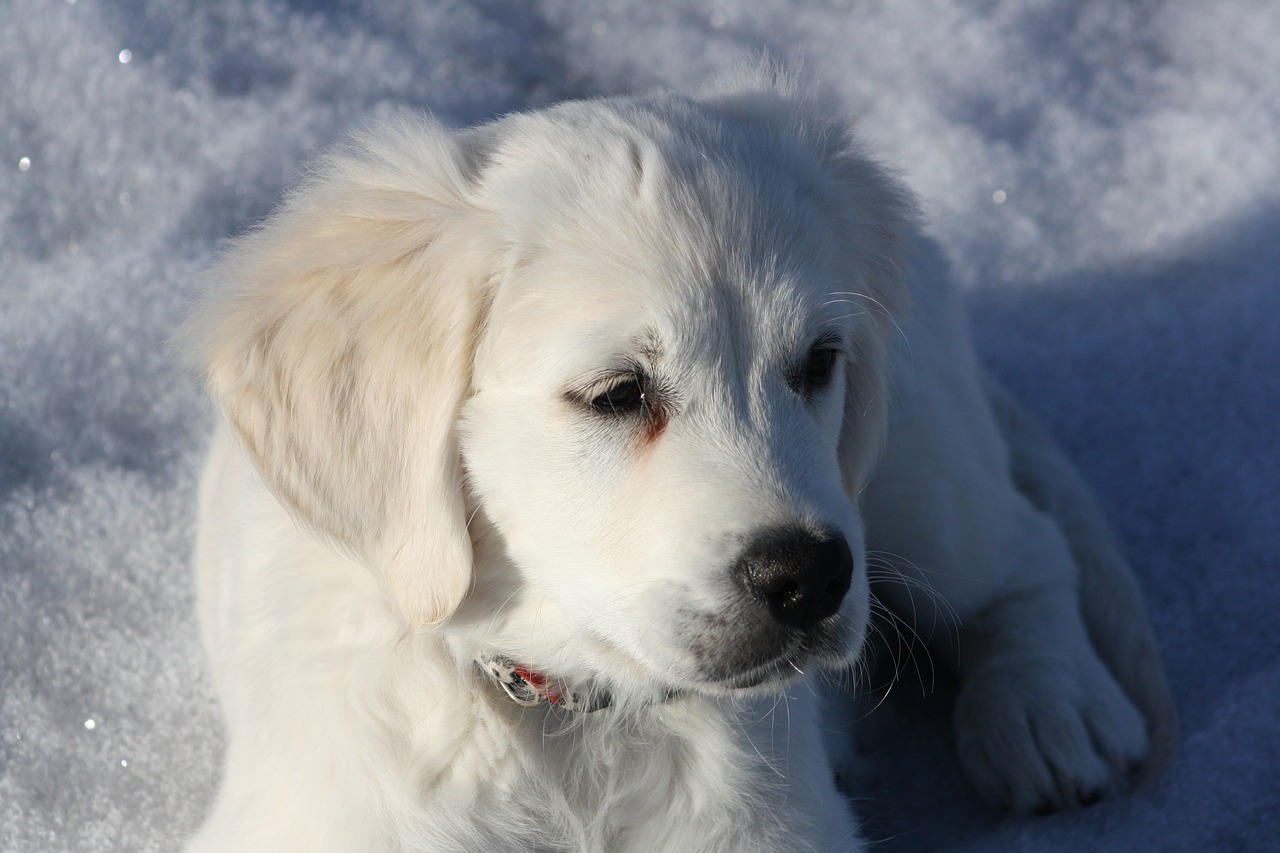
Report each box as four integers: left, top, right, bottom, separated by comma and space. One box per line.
705, 651, 810, 691
689, 617, 857, 693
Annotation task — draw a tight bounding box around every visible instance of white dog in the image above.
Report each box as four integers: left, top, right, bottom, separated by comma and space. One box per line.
183, 67, 1175, 852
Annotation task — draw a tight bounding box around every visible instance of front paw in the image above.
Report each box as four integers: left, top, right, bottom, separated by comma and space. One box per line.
953, 650, 1150, 813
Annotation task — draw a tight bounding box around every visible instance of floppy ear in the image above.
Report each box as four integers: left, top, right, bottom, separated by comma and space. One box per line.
184, 117, 491, 629
824, 140, 916, 499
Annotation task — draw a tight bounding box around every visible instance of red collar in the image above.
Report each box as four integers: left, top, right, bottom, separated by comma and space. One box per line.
476, 653, 613, 712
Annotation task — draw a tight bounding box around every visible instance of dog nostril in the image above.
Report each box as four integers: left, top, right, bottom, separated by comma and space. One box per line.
760, 578, 800, 598
733, 529, 853, 631
758, 579, 804, 613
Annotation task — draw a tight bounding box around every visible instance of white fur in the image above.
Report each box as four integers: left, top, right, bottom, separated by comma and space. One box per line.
184, 67, 1175, 852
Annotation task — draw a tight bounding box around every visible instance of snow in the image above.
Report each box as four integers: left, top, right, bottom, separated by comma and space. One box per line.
2, 0, 1277, 849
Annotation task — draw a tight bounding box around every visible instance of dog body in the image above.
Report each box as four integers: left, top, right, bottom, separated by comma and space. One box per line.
186, 73, 1173, 852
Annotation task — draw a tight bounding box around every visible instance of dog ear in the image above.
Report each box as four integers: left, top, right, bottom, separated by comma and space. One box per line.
823, 141, 917, 499
184, 117, 491, 629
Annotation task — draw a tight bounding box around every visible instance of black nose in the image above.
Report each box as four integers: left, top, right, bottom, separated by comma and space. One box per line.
732, 528, 853, 631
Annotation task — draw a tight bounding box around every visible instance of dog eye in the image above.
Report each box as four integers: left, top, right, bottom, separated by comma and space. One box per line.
796, 346, 841, 397
587, 375, 647, 415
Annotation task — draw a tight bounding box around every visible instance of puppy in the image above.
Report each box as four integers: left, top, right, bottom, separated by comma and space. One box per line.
183, 67, 1175, 852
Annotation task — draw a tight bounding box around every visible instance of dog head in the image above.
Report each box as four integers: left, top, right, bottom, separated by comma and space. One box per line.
188, 70, 915, 700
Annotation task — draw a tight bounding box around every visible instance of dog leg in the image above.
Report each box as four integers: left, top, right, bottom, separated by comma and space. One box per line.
978, 372, 1177, 789
861, 253, 1172, 811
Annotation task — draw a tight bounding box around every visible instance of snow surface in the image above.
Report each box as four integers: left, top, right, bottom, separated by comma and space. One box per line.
2, 0, 1277, 850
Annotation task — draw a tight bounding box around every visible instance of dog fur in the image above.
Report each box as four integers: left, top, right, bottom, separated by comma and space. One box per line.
183, 67, 1175, 852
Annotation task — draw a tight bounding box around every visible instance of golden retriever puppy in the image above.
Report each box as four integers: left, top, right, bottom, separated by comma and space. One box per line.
183, 67, 1174, 852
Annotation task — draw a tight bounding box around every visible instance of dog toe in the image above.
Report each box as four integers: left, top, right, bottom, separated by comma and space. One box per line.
954, 652, 1150, 814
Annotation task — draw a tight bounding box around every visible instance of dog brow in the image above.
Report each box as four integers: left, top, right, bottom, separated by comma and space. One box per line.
635, 329, 664, 364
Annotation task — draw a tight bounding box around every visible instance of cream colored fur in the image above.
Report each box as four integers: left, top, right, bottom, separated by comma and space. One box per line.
184, 67, 1174, 851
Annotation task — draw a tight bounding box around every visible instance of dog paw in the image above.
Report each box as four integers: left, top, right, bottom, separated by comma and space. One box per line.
953, 650, 1150, 813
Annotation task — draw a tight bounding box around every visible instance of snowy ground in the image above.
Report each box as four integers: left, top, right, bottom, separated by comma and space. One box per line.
2, 1, 1277, 850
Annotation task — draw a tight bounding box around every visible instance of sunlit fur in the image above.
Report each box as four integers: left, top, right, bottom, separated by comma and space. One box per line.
185, 64, 1174, 852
